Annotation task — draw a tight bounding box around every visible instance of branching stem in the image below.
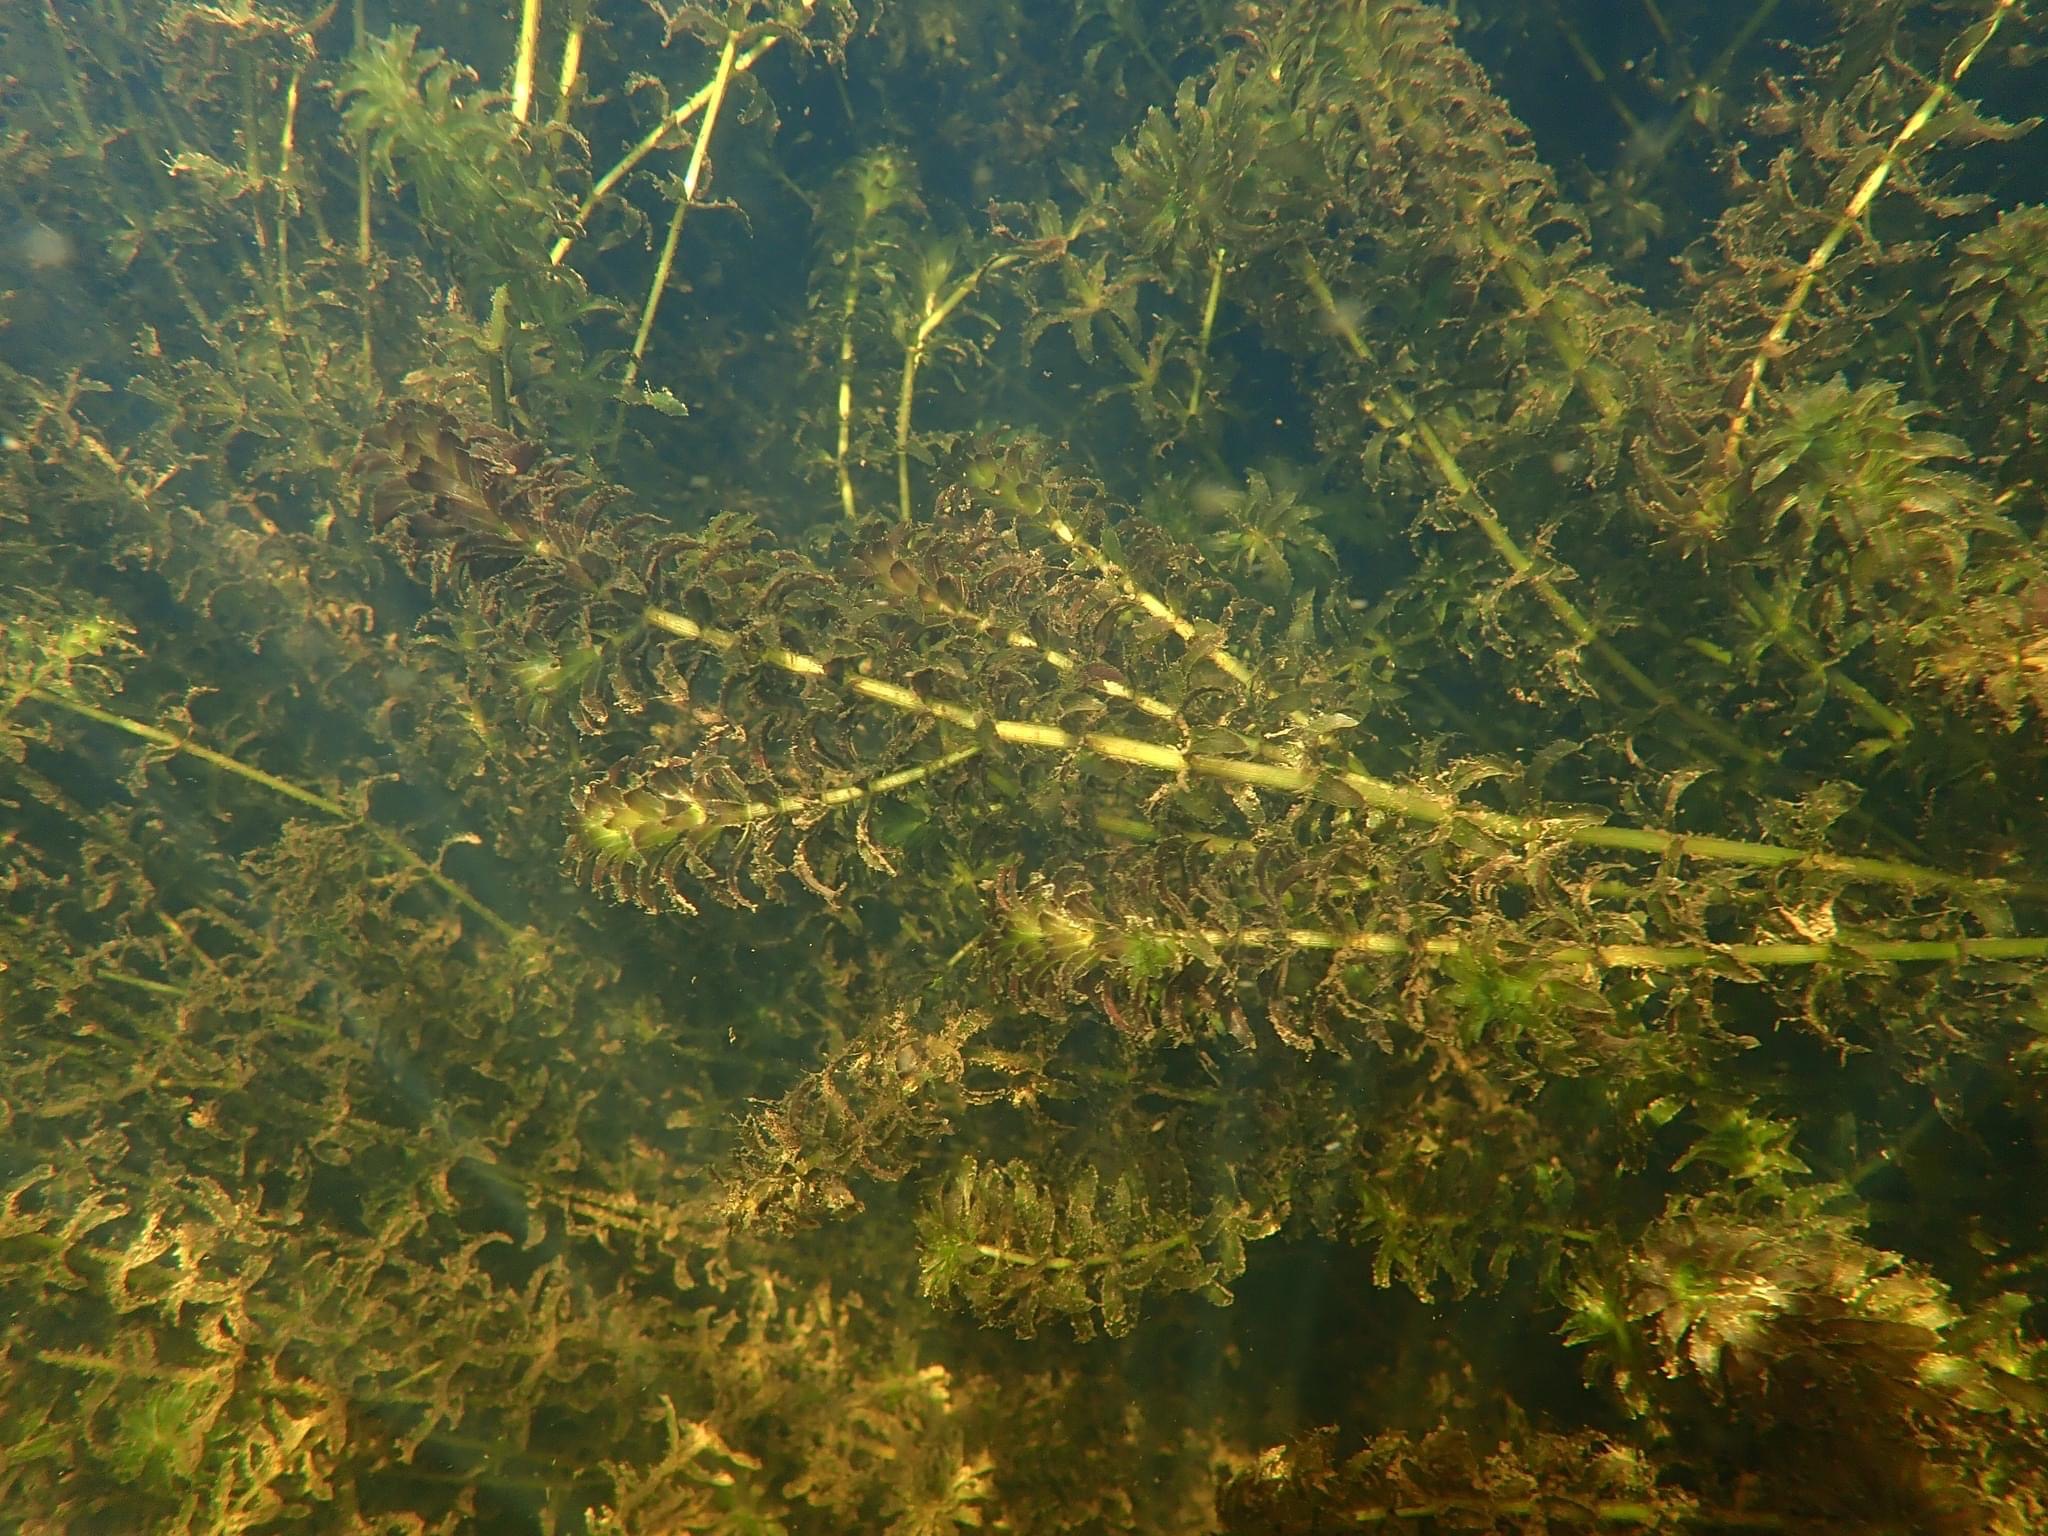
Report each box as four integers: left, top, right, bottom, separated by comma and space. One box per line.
551, 33, 781, 267
618, 23, 741, 422
895, 252, 1018, 521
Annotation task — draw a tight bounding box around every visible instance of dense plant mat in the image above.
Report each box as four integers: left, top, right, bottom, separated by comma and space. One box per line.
4, 0, 2047, 1530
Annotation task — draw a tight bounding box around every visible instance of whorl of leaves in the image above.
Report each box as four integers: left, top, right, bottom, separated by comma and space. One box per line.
914, 1152, 1276, 1340
1566, 1194, 2048, 1530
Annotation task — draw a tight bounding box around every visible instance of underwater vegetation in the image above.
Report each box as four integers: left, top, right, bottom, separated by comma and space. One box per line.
3, 0, 2048, 1529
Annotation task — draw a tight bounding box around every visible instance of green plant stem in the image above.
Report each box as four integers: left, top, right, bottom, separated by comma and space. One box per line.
888, 564, 1181, 725
239, 51, 305, 407
628, 602, 2028, 898
552, 0, 592, 123
550, 33, 781, 268
1299, 253, 1767, 770
353, 0, 375, 374
835, 250, 866, 518
1334, 1494, 1780, 1530
1549, 13, 1644, 139
510, 0, 542, 122
1348, 0, 1623, 423
485, 284, 513, 426
1679, 0, 1783, 147
618, 23, 740, 423
964, 1230, 1189, 1274
1718, 0, 2019, 468
971, 462, 1264, 692
1021, 903, 2048, 974
1185, 247, 1225, 422
276, 68, 301, 304
1729, 568, 1914, 743
895, 252, 1018, 521
1615, 0, 1783, 172
37, 0, 101, 166
25, 687, 525, 944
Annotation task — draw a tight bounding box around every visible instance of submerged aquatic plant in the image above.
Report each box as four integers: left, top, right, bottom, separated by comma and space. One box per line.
3, 0, 2046, 1531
